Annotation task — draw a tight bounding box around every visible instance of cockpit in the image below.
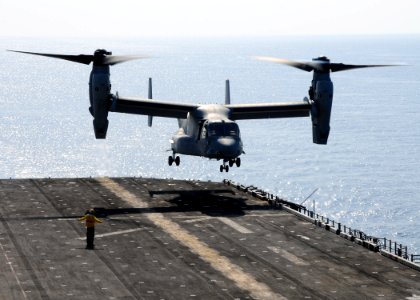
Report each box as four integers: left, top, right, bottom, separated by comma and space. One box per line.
200, 120, 240, 139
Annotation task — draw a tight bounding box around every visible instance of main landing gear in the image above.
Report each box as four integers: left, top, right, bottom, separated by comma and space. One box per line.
220, 164, 229, 173
168, 153, 180, 166
220, 157, 241, 172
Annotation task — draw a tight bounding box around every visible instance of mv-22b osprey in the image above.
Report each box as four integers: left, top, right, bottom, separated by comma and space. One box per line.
10, 50, 395, 172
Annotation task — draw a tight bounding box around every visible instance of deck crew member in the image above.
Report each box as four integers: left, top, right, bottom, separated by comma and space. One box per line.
79, 209, 102, 250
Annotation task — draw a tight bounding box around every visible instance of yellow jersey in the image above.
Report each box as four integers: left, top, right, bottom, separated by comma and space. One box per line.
79, 214, 102, 228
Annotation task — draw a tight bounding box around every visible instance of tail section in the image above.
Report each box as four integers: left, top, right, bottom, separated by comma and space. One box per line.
148, 78, 153, 127
225, 79, 231, 105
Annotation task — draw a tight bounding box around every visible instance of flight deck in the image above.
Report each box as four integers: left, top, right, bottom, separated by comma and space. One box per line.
0, 177, 419, 299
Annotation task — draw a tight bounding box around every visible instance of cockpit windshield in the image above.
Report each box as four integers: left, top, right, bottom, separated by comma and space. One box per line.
207, 122, 240, 137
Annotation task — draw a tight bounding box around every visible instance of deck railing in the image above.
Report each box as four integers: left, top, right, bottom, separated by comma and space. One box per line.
223, 179, 419, 265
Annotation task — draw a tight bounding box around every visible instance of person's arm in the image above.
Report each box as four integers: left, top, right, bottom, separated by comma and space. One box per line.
94, 216, 102, 223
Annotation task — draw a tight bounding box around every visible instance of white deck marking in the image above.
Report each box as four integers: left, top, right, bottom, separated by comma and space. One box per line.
244, 213, 289, 217
98, 177, 286, 300
297, 234, 311, 241
174, 213, 288, 221
218, 217, 254, 234
0, 238, 27, 299
182, 217, 212, 223
76, 228, 143, 240
267, 246, 309, 266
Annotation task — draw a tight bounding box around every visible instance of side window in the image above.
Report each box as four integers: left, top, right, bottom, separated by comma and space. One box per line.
200, 124, 207, 140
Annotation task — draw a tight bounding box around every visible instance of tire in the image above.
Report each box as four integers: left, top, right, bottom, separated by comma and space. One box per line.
168, 156, 173, 166
236, 157, 241, 167
175, 156, 180, 166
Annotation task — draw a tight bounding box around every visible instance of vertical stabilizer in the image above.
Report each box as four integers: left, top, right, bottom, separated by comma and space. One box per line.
225, 79, 231, 105
148, 78, 153, 127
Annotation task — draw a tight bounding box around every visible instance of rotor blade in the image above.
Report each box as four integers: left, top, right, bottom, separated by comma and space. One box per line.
255, 56, 315, 72
330, 63, 402, 72
103, 55, 147, 65
8, 50, 93, 65
256, 56, 405, 73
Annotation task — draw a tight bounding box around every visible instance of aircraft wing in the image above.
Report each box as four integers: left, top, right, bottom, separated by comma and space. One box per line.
110, 96, 199, 119
226, 100, 311, 120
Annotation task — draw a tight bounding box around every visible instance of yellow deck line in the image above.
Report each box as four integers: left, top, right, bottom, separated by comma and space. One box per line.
98, 177, 286, 300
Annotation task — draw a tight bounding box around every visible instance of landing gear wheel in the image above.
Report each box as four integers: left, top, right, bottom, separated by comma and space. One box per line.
235, 157, 241, 167
168, 156, 174, 166
175, 156, 180, 166
220, 165, 224, 172
229, 160, 234, 167
225, 165, 229, 172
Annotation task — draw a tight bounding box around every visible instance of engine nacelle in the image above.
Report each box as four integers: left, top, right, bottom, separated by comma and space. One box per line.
311, 80, 333, 144
89, 68, 111, 139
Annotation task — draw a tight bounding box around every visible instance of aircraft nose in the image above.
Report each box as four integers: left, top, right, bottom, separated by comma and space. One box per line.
207, 137, 242, 158
218, 137, 236, 147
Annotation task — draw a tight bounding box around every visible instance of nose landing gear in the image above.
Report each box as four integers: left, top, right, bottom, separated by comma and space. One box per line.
220, 157, 241, 172
168, 152, 180, 166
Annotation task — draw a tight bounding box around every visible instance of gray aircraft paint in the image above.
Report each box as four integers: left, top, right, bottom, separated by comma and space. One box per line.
9, 49, 397, 171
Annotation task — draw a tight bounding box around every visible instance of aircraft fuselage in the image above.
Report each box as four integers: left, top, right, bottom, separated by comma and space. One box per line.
171, 104, 243, 160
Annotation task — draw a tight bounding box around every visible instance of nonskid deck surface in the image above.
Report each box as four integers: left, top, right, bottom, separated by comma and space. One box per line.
0, 177, 419, 300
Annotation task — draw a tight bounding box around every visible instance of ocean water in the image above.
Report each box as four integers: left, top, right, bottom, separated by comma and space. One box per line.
0, 35, 419, 254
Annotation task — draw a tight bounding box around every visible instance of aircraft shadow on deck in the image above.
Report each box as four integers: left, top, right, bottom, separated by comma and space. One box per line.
5, 189, 273, 222
96, 189, 271, 217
